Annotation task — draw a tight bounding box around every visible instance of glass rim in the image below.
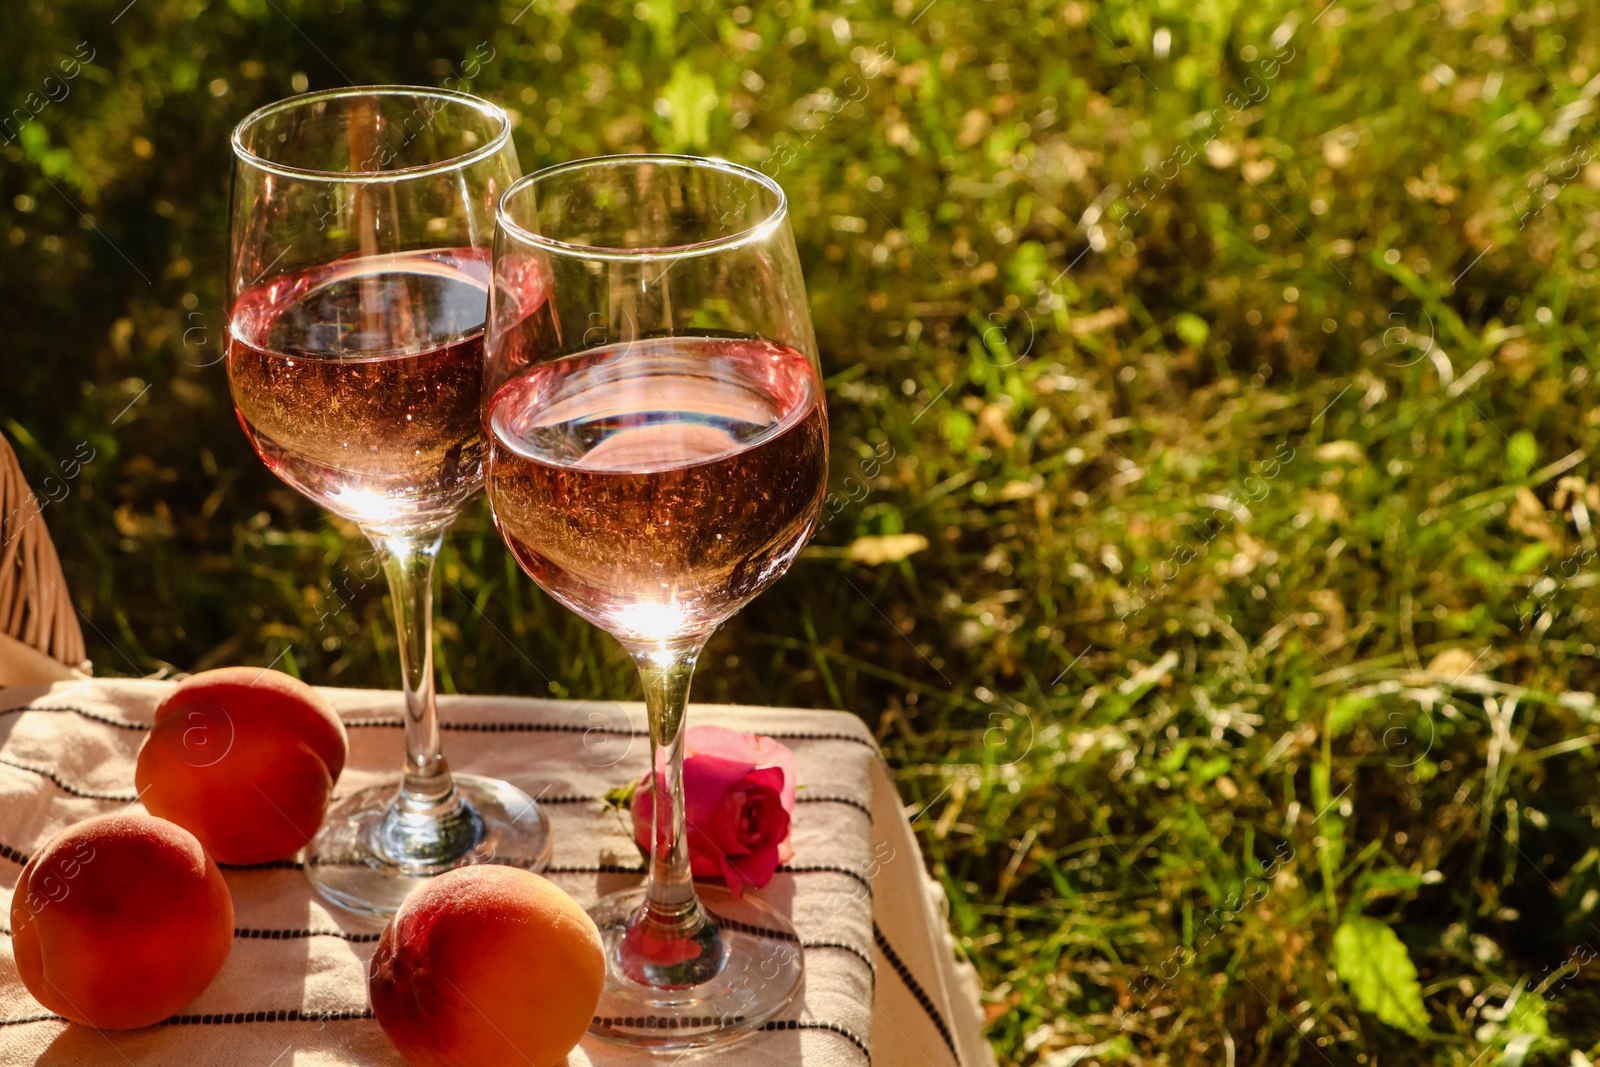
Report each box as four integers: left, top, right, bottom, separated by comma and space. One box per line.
230, 84, 513, 184
496, 154, 789, 263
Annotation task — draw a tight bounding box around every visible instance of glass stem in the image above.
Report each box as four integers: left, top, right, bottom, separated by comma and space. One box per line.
633, 637, 710, 935
371, 529, 460, 817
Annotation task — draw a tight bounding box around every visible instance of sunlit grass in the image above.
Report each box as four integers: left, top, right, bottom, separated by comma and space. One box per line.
5, 0, 1600, 1061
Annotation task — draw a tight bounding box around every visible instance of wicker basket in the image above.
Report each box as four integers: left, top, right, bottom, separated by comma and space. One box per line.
0, 431, 87, 683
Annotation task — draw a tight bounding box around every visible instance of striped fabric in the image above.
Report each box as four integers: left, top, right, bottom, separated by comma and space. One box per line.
0, 679, 992, 1067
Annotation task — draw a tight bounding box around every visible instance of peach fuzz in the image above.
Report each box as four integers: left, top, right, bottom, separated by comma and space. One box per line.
369, 866, 605, 1067
154, 666, 347, 781
137, 720, 333, 865
10, 813, 233, 1030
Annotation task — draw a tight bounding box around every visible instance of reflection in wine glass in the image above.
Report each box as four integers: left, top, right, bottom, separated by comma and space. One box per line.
225, 86, 551, 917
484, 155, 827, 1048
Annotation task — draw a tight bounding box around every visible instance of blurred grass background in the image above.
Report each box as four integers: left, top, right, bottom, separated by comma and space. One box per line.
7, 0, 1600, 1061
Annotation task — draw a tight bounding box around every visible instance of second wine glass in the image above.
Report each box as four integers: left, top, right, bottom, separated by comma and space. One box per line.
483, 155, 828, 1048
226, 86, 551, 916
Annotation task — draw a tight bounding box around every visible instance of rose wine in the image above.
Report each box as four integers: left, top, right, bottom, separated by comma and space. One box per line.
226, 248, 491, 530
486, 336, 828, 645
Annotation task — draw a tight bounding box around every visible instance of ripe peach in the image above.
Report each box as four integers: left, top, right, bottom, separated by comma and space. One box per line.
10, 813, 233, 1029
154, 666, 347, 781
137, 719, 333, 865
369, 866, 605, 1067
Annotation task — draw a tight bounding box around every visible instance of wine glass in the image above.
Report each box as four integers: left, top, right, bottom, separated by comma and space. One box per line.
483, 155, 827, 1047
226, 86, 551, 917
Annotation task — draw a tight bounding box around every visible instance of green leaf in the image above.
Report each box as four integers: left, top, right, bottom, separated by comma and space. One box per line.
604, 778, 640, 809
1311, 760, 1331, 813
1477, 983, 1556, 1063
1509, 542, 1551, 574
1506, 430, 1538, 480
1327, 693, 1374, 739
1357, 867, 1425, 898
658, 61, 717, 151
1174, 312, 1210, 348
171, 57, 200, 93
1159, 740, 1192, 774
944, 409, 974, 451
1333, 917, 1431, 1034
640, 0, 677, 56
1189, 753, 1231, 783
1008, 241, 1048, 295
1503, 986, 1548, 1040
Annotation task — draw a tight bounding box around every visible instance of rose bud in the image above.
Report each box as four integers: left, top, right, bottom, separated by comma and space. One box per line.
632, 724, 795, 896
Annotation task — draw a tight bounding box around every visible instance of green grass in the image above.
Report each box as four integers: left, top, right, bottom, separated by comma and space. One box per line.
6, 0, 1600, 1061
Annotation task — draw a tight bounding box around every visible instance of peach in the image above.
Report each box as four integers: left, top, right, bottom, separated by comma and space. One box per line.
154, 666, 347, 780
369, 866, 605, 1067
137, 719, 333, 865
10, 813, 233, 1029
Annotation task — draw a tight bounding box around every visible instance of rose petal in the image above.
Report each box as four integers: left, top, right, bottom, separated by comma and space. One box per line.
688, 848, 722, 879
715, 849, 749, 897
635, 778, 741, 879
628, 728, 799, 897
710, 788, 756, 858
681, 753, 760, 821
728, 831, 785, 890
713, 778, 791, 893
682, 726, 796, 812
727, 772, 783, 847
681, 724, 766, 764
752, 735, 798, 812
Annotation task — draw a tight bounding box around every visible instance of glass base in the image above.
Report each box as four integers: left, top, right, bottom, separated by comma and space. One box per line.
304, 773, 552, 918
587, 884, 805, 1050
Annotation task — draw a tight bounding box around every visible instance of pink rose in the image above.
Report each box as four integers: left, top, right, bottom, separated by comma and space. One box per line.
632, 725, 796, 897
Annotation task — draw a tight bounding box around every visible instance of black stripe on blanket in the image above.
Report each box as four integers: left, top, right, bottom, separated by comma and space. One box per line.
797, 794, 873, 819
332, 793, 871, 813
805, 940, 878, 983
215, 859, 652, 875
580, 1013, 872, 1063
875, 923, 961, 1065
217, 858, 304, 871
234, 928, 382, 943
158, 1008, 375, 1026
322, 790, 602, 805
782, 863, 874, 897
207, 858, 879, 899
591, 1012, 744, 1027
526, 862, 649, 875
0, 704, 881, 756
0, 705, 149, 730
437, 718, 881, 753
0, 755, 140, 801
0, 1008, 377, 1028
0, 768, 868, 818
762, 1019, 872, 1064
700, 909, 800, 943
0, 924, 349, 943
0, 771, 869, 825
4, 923, 881, 977
0, 1009, 875, 1063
